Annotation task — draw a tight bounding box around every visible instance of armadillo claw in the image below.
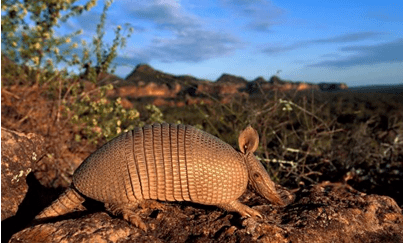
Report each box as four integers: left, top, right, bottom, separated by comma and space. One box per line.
123, 212, 148, 232
105, 203, 148, 231
243, 207, 263, 219
218, 200, 263, 219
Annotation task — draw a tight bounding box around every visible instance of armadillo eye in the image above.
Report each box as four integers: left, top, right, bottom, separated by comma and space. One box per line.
253, 173, 260, 179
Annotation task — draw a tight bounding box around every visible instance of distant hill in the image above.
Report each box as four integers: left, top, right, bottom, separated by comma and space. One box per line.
107, 64, 348, 107
346, 84, 403, 94
216, 74, 248, 85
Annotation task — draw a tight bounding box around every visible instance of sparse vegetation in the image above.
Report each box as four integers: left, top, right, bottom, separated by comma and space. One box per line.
1, 0, 162, 190
1, 0, 403, 233
159, 90, 403, 204
1, 0, 155, 145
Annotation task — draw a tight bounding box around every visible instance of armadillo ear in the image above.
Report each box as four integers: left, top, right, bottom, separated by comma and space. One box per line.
238, 125, 259, 154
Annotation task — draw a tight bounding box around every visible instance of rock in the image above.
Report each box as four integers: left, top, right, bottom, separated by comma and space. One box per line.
194, 83, 216, 96
119, 97, 134, 109
278, 182, 403, 242
296, 83, 312, 91
10, 182, 403, 242
186, 97, 214, 106
339, 83, 348, 89
10, 213, 140, 243
216, 74, 248, 85
252, 77, 266, 83
108, 64, 339, 107
125, 64, 178, 86
246, 78, 272, 94
269, 75, 284, 85
116, 82, 180, 98
318, 83, 349, 91
1, 128, 45, 221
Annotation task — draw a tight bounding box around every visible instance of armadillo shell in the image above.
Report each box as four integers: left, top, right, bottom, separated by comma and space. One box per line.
73, 123, 248, 206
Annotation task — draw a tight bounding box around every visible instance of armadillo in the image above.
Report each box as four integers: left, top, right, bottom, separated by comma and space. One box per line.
35, 123, 284, 229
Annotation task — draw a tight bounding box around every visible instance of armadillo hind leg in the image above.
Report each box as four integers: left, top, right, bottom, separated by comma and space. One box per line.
35, 187, 85, 220
218, 200, 263, 218
105, 201, 148, 231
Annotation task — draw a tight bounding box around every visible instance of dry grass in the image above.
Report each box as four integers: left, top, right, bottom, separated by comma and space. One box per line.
2, 55, 403, 207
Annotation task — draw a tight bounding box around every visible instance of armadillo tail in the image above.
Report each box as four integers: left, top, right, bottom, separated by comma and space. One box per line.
35, 187, 85, 220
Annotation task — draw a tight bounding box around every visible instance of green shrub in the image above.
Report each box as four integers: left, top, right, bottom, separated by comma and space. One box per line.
66, 84, 141, 144
1, 0, 148, 144
1, 0, 97, 72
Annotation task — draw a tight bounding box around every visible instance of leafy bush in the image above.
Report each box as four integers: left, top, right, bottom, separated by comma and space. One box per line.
66, 84, 140, 144
1, 0, 96, 71
1, 0, 152, 144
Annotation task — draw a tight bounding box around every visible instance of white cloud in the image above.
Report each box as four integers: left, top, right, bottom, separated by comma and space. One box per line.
113, 0, 244, 64
123, 0, 201, 32
309, 38, 403, 68
261, 31, 385, 54
220, 0, 284, 32
143, 29, 243, 62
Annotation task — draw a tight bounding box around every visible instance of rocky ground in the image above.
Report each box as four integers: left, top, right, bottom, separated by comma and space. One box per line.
2, 60, 402, 242
2, 127, 403, 243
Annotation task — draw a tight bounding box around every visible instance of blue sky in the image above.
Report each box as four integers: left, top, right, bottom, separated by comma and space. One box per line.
66, 0, 402, 87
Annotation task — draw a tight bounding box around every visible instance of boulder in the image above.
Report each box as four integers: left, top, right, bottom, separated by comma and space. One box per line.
10, 182, 403, 242
1, 128, 45, 220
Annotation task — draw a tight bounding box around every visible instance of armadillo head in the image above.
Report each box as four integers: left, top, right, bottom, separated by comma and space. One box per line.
238, 126, 285, 206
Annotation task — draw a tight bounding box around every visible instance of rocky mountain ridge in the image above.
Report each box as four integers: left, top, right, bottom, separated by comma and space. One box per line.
107, 64, 348, 107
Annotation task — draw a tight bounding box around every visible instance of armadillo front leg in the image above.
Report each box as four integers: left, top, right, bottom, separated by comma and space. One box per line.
105, 202, 148, 231
218, 200, 263, 218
